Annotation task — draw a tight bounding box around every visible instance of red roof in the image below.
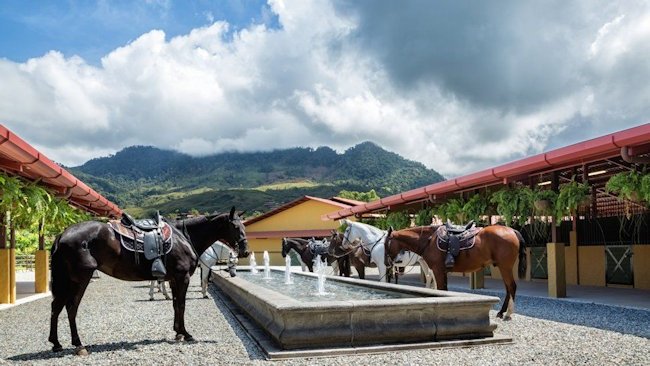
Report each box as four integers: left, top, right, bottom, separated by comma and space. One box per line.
244, 195, 355, 226
323, 123, 650, 220
0, 124, 122, 218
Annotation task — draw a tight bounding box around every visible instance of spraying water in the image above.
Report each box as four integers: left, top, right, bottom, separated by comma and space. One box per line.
284, 254, 293, 284
263, 251, 271, 279
314, 255, 326, 295
250, 252, 258, 274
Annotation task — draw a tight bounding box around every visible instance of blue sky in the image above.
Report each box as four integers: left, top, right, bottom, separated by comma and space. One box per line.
0, 1, 648, 176
0, 0, 278, 63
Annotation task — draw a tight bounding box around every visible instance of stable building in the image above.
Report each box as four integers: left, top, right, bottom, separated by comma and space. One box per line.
243, 196, 362, 266
323, 124, 650, 296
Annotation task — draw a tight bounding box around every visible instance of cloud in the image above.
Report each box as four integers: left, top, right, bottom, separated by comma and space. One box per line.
1, 0, 649, 178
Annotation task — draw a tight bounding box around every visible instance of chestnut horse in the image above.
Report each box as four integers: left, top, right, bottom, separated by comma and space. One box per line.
48, 207, 249, 355
384, 225, 526, 320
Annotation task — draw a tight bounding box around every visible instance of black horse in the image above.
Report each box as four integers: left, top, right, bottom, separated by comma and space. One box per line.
281, 237, 350, 276
48, 207, 249, 355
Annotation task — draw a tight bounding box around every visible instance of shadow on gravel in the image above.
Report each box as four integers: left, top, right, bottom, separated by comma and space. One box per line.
449, 286, 650, 339
207, 286, 266, 361
7, 338, 218, 362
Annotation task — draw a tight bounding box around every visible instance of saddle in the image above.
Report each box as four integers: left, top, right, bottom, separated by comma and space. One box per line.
308, 240, 330, 258
110, 212, 173, 279
435, 221, 481, 269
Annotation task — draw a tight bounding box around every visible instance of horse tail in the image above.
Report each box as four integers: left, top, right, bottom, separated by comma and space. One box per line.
50, 235, 69, 299
514, 229, 527, 279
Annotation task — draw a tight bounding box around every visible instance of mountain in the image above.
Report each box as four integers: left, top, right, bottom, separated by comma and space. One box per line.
70, 142, 444, 216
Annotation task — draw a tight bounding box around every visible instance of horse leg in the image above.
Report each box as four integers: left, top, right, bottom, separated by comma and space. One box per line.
356, 263, 365, 279
161, 281, 171, 300
66, 270, 94, 356
201, 265, 209, 298
149, 280, 156, 301
432, 266, 448, 290
49, 294, 66, 352
171, 274, 194, 341
497, 265, 517, 320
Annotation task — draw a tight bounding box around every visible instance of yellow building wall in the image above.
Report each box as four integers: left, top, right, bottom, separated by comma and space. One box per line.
244, 199, 352, 266
246, 200, 346, 232
633, 245, 650, 290
578, 246, 605, 286
239, 238, 284, 266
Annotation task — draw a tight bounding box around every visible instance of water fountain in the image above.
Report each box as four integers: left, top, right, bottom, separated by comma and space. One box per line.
211, 266, 508, 355
263, 251, 271, 280
284, 253, 293, 285
314, 255, 326, 295
249, 252, 258, 274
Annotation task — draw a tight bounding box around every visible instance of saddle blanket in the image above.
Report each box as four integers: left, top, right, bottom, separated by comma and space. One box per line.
435, 225, 481, 253
109, 220, 174, 255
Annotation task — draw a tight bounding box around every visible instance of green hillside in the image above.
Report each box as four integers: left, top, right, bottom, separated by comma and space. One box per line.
70, 142, 444, 217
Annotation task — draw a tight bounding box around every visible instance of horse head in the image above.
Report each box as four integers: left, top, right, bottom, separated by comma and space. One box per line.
327, 231, 348, 258
207, 206, 249, 258
384, 227, 398, 267
281, 238, 289, 258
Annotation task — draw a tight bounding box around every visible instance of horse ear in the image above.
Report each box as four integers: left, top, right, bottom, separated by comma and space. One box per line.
229, 206, 236, 220
387, 227, 393, 236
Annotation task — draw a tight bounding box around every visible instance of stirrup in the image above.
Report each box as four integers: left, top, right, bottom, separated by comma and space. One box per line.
445, 253, 455, 269
152, 258, 167, 278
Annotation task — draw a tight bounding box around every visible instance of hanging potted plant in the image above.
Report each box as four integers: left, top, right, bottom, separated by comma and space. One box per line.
463, 194, 489, 224
532, 189, 558, 215
555, 180, 590, 225
606, 171, 643, 203
490, 186, 533, 227
415, 208, 434, 226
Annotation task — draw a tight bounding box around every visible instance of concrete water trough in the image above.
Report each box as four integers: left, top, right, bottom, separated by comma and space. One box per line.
211, 268, 510, 357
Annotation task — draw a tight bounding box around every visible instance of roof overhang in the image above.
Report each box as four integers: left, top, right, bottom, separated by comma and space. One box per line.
323, 123, 650, 220
0, 124, 122, 218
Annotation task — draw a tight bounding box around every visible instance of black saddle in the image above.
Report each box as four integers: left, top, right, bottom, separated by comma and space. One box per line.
437, 222, 480, 269
121, 212, 160, 231
114, 211, 170, 278
444, 220, 476, 234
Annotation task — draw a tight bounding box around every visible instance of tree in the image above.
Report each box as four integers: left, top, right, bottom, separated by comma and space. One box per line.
337, 189, 381, 202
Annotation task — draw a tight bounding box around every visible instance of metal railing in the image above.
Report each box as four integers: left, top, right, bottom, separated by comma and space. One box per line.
16, 254, 35, 271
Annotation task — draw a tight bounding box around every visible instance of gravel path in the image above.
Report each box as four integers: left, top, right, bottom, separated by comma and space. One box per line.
1, 273, 648, 365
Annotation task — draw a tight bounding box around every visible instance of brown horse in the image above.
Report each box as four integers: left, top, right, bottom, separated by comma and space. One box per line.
48, 207, 249, 355
384, 225, 526, 319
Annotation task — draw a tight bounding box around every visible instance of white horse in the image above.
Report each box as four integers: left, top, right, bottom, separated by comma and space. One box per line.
148, 279, 170, 301
393, 250, 436, 288
341, 219, 390, 282
199, 241, 237, 298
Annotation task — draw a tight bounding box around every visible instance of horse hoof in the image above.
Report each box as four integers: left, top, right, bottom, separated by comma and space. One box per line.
503, 315, 512, 321
185, 335, 195, 342
203, 295, 209, 299
496, 312, 504, 319
75, 346, 89, 356
149, 298, 154, 301
52, 345, 63, 353
175, 334, 185, 342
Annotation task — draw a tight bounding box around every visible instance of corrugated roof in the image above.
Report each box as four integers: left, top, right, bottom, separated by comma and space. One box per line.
323, 123, 650, 220
0, 124, 122, 218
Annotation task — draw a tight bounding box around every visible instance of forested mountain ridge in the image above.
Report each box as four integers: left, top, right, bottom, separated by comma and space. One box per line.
70, 142, 445, 216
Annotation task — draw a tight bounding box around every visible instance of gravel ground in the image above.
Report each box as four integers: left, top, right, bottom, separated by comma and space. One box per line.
1, 273, 648, 366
